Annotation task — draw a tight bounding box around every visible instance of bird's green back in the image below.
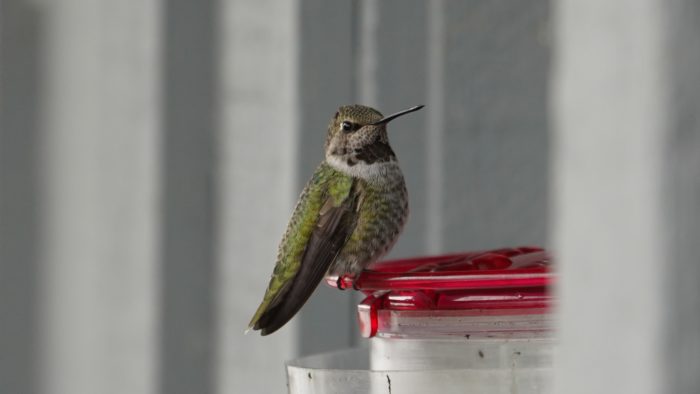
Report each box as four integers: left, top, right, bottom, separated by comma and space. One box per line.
248, 163, 354, 329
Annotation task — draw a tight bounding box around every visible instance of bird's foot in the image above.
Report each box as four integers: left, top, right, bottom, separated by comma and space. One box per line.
335, 273, 365, 291
336, 275, 346, 290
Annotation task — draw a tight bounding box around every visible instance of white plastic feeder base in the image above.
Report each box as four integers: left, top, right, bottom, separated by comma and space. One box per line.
287, 337, 554, 394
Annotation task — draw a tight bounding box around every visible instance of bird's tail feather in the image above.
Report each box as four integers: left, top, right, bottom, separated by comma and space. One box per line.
255, 264, 329, 335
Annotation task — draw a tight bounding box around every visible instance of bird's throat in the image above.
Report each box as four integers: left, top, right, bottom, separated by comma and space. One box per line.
325, 154, 400, 181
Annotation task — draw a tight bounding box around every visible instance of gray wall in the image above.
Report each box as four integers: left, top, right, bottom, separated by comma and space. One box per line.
1, 0, 698, 394
553, 1, 700, 393
1, 2, 41, 393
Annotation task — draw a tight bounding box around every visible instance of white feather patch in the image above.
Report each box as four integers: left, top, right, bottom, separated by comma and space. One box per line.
325, 155, 398, 181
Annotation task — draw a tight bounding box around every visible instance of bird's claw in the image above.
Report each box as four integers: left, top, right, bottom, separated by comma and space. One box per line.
336, 273, 363, 291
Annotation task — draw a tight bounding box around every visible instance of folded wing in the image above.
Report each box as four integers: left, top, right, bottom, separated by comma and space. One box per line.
248, 165, 359, 335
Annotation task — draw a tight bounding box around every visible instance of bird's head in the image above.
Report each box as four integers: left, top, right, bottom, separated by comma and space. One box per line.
324, 104, 423, 172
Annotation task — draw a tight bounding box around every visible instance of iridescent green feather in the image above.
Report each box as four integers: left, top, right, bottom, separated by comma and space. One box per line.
248, 163, 353, 328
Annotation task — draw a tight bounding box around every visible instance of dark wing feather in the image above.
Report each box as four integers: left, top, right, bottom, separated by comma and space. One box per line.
256, 183, 359, 335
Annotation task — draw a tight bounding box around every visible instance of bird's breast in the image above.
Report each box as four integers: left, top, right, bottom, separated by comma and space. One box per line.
329, 175, 408, 275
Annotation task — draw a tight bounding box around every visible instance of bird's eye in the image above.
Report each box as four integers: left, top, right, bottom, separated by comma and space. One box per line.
341, 121, 353, 132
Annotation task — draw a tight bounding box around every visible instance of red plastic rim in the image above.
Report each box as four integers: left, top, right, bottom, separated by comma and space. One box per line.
326, 246, 553, 294
327, 246, 555, 338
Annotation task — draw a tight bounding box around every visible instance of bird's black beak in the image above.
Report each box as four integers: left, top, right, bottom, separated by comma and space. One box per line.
368, 105, 424, 126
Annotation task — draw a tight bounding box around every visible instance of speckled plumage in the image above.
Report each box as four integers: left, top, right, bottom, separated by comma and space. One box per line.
329, 165, 408, 275
249, 104, 420, 335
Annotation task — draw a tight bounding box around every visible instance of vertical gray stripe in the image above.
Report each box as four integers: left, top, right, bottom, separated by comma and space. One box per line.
426, 0, 445, 254
358, 0, 379, 107
37, 2, 161, 393
662, 2, 700, 392
214, 1, 301, 391
552, 1, 668, 392
0, 2, 41, 393
160, 0, 217, 392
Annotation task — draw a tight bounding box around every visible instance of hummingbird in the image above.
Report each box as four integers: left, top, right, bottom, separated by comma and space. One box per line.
248, 104, 424, 335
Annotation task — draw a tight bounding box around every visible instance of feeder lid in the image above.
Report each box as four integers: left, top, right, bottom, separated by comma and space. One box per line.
327, 246, 552, 293
325, 246, 555, 338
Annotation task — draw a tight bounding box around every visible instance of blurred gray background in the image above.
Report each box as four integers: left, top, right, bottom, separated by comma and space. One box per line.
1, 0, 698, 393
